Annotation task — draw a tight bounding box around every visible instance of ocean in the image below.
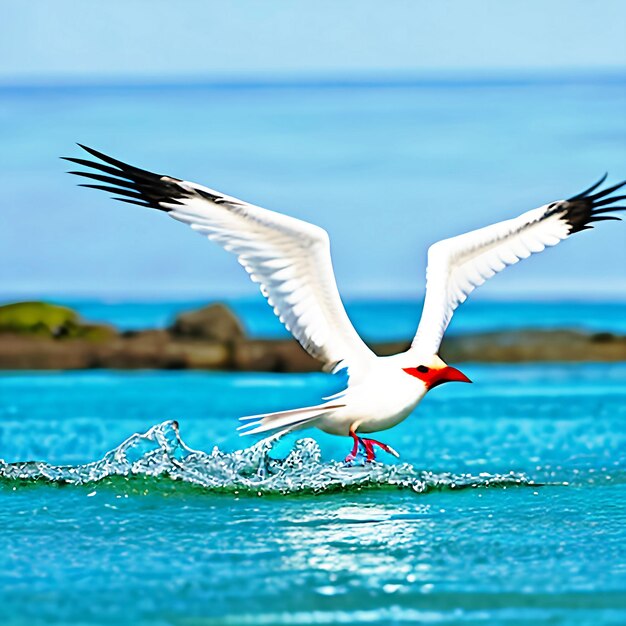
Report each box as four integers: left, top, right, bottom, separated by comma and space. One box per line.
1, 74, 626, 625
1, 364, 626, 625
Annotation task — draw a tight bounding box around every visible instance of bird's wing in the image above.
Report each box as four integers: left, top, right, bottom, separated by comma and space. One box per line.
64, 145, 376, 376
412, 176, 626, 355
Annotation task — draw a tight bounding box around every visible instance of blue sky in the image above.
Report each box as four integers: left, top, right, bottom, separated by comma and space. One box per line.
0, 2, 625, 301
1, 1, 625, 81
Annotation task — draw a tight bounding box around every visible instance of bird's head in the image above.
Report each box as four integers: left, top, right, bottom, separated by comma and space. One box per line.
402, 355, 472, 390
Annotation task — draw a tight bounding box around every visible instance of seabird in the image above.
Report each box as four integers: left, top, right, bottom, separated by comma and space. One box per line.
64, 146, 625, 461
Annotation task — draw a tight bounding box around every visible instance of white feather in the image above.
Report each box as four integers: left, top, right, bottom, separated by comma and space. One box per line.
411, 202, 575, 355
68, 146, 625, 445
164, 182, 376, 378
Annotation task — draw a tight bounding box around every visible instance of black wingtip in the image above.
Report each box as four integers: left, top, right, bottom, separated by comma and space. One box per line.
593, 194, 626, 208
112, 197, 152, 208
588, 215, 622, 223
73, 144, 101, 161
76, 144, 149, 175
564, 175, 626, 234
77, 143, 106, 160
76, 143, 101, 156
589, 179, 626, 202
64, 144, 190, 212
568, 173, 608, 201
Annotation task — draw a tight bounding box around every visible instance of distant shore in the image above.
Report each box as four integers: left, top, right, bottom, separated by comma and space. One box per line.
1, 301, 625, 371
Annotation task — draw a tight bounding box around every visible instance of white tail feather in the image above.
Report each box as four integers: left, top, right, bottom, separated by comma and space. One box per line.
237, 402, 344, 437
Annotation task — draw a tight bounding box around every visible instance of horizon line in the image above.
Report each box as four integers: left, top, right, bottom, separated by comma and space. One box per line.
2, 293, 626, 305
1, 67, 625, 91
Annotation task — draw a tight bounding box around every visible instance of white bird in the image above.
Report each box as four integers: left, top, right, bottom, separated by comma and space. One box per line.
65, 145, 625, 462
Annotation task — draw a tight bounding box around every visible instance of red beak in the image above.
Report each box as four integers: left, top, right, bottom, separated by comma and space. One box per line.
431, 366, 472, 389
403, 365, 472, 389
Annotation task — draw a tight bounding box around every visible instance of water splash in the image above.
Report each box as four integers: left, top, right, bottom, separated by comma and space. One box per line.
0, 421, 532, 495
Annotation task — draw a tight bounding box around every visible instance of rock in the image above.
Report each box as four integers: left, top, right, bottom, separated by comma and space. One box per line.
169, 303, 245, 342
440, 330, 626, 362
0, 301, 79, 337
232, 340, 319, 372
2, 300, 626, 370
0, 335, 95, 369
169, 341, 231, 370
97, 331, 230, 370
0, 301, 116, 341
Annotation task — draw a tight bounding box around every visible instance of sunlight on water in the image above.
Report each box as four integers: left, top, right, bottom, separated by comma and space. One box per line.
0, 420, 531, 495
1, 365, 626, 626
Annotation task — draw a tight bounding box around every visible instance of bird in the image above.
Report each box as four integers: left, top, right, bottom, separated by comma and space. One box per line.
63, 145, 625, 462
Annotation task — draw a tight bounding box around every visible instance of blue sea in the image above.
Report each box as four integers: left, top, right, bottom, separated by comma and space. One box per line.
1, 75, 626, 626
1, 363, 626, 625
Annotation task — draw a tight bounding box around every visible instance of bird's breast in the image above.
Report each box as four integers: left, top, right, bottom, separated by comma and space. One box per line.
317, 365, 426, 436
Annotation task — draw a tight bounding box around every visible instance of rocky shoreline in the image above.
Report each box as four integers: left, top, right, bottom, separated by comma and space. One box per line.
1, 301, 625, 371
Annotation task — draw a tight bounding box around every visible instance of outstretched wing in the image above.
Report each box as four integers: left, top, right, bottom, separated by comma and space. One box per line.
64, 145, 376, 375
412, 175, 626, 355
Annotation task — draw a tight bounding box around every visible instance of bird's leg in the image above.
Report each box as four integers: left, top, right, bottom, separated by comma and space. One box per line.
361, 437, 400, 462
344, 429, 361, 463
344, 427, 399, 463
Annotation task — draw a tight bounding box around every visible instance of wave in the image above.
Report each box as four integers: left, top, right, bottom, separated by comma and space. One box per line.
0, 421, 533, 495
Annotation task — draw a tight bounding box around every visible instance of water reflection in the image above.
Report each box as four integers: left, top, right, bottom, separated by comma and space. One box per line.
276, 501, 437, 597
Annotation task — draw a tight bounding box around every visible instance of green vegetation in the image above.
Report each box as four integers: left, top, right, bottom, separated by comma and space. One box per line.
0, 301, 114, 340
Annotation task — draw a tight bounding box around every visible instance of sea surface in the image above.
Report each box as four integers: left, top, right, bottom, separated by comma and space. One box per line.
1, 363, 625, 625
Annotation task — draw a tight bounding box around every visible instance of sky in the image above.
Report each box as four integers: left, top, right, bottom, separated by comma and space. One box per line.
1, 1, 625, 81
0, 1, 625, 301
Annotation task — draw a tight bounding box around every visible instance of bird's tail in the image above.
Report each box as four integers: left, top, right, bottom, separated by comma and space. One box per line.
237, 402, 345, 437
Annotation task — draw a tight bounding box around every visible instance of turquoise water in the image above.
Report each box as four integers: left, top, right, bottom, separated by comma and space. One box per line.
1, 363, 626, 625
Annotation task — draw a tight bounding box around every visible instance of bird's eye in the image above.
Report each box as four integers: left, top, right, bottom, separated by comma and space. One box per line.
416, 365, 429, 373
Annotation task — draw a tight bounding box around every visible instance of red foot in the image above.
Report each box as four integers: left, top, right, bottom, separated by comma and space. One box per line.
344, 430, 399, 463
361, 438, 400, 462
